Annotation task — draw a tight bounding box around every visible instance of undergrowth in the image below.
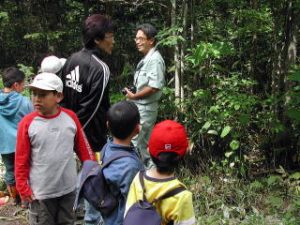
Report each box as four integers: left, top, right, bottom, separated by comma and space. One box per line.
178, 165, 300, 225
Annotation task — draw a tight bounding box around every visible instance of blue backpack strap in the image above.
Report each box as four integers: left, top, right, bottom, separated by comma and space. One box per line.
154, 186, 186, 202
101, 151, 136, 169
100, 143, 108, 162
138, 170, 147, 201
100, 142, 139, 168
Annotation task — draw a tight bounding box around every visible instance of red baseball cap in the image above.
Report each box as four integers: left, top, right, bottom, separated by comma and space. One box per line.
148, 120, 189, 159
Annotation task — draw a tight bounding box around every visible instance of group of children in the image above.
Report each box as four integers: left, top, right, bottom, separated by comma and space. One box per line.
0, 66, 196, 225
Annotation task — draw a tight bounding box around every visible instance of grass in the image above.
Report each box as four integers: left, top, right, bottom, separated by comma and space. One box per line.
178, 166, 300, 225
0, 157, 299, 224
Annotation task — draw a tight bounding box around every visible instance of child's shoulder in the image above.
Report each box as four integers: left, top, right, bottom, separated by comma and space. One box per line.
110, 150, 141, 166
60, 107, 79, 120
20, 95, 31, 103
143, 171, 190, 191
60, 106, 76, 115
19, 111, 39, 125
103, 147, 143, 173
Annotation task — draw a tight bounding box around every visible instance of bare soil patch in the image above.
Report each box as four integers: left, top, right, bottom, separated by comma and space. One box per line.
0, 203, 27, 225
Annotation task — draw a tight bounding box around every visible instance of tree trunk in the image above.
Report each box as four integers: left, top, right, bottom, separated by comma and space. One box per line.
190, 0, 195, 48
283, 1, 297, 124
171, 0, 181, 103
250, 0, 258, 94
279, 0, 295, 121
180, 0, 188, 102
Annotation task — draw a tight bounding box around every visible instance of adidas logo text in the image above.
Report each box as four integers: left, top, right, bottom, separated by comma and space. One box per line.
65, 66, 83, 92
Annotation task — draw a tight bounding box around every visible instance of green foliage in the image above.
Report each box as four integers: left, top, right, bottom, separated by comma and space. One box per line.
0, 11, 9, 23
184, 71, 259, 176
157, 87, 179, 121
156, 26, 185, 47
286, 67, 300, 124
232, 7, 273, 36
18, 64, 34, 78
17, 64, 34, 97
180, 166, 300, 225
186, 41, 235, 67
110, 92, 125, 105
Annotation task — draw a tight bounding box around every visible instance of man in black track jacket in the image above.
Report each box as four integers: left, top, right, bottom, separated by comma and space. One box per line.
61, 14, 115, 153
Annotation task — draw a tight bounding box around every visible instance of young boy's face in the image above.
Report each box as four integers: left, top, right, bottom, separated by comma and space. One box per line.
31, 88, 63, 116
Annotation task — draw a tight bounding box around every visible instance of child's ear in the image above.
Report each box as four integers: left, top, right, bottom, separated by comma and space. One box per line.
134, 123, 140, 134
56, 93, 64, 103
12, 81, 24, 92
106, 121, 110, 129
11, 82, 18, 89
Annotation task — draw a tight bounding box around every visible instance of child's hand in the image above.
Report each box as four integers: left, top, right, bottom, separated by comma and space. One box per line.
22, 194, 35, 203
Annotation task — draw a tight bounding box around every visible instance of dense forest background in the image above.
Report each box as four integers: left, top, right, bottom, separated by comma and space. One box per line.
1, 0, 299, 173
0, 0, 300, 224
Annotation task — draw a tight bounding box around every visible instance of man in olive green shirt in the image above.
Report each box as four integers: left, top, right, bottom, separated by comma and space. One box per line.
125, 24, 165, 166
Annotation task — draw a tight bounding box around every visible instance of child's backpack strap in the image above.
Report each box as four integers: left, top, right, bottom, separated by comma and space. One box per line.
154, 186, 186, 202
138, 171, 186, 203
100, 143, 137, 168
138, 170, 148, 201
101, 151, 135, 169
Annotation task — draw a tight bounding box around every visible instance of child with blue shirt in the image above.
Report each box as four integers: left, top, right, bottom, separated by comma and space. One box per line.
0, 67, 33, 206
98, 101, 144, 225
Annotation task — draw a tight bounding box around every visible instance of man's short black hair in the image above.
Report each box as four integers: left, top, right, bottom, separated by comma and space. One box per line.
151, 152, 181, 174
136, 23, 157, 43
1, 67, 25, 88
107, 101, 140, 140
82, 14, 115, 49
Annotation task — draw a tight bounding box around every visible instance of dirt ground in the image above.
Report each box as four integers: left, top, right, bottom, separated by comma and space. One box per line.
0, 204, 27, 225
0, 204, 84, 225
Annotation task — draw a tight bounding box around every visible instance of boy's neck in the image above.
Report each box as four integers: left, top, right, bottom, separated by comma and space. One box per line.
3, 87, 13, 93
147, 168, 175, 179
113, 137, 132, 146
38, 106, 60, 117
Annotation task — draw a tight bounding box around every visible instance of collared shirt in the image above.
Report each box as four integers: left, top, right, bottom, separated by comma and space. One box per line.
133, 47, 165, 105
